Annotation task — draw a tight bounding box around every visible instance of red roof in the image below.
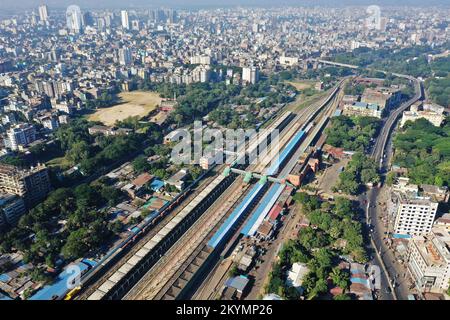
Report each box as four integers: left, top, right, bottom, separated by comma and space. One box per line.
268, 204, 283, 221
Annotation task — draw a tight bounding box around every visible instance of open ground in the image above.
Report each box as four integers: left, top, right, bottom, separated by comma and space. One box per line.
88, 91, 162, 126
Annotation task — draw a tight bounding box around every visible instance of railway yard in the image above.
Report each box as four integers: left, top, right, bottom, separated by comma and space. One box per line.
73, 79, 347, 301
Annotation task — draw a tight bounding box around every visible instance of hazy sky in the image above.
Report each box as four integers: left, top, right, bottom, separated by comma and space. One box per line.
1, 0, 449, 10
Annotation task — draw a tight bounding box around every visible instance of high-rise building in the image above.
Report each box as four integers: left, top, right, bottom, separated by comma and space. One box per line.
167, 9, 177, 24
131, 20, 140, 31
97, 17, 106, 31
390, 191, 439, 237
242, 66, 259, 85
121, 10, 130, 30
6, 124, 37, 151
66, 5, 83, 34
118, 47, 132, 66
0, 164, 51, 209
82, 11, 94, 27
38, 4, 49, 22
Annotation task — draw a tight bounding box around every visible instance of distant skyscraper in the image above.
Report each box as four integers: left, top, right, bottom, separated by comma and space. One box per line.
131, 20, 140, 31
38, 4, 48, 22
118, 47, 132, 66
97, 17, 106, 31
167, 9, 177, 24
66, 5, 83, 34
83, 11, 94, 27
121, 10, 130, 30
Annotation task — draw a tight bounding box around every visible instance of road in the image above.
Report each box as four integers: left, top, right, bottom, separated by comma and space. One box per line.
360, 77, 423, 300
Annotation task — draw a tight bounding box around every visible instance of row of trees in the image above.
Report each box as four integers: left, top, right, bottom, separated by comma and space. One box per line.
393, 118, 450, 186
266, 194, 366, 300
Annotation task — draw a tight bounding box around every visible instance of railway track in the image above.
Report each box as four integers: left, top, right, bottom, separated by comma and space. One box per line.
124, 177, 250, 300
77, 168, 222, 300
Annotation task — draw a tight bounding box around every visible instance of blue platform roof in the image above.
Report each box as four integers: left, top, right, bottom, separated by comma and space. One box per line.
266, 130, 305, 175
241, 184, 284, 236
0, 273, 11, 282
350, 277, 369, 286
29, 261, 93, 300
208, 183, 265, 248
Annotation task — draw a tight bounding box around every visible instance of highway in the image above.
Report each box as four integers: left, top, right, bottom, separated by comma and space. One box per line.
363, 78, 423, 300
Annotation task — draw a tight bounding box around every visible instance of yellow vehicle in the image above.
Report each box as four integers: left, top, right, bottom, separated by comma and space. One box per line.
64, 286, 81, 300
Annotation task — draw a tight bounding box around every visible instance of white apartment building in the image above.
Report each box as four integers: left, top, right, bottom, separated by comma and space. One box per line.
242, 66, 259, 85
407, 230, 450, 293
118, 47, 132, 66
279, 56, 299, 67
190, 55, 211, 65
6, 124, 37, 151
0, 193, 26, 227
400, 102, 445, 128
121, 10, 130, 30
391, 191, 439, 237
38, 5, 48, 22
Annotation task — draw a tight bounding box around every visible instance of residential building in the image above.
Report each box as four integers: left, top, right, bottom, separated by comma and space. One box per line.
0, 164, 51, 208
38, 5, 49, 22
421, 185, 449, 203
66, 5, 83, 34
391, 191, 439, 237
118, 47, 132, 66
343, 101, 382, 118
242, 66, 259, 85
165, 169, 189, 191
121, 10, 130, 30
0, 193, 26, 228
400, 102, 445, 127
6, 124, 37, 151
41, 115, 60, 131
279, 56, 299, 67
407, 231, 450, 293
361, 87, 401, 112
286, 262, 309, 294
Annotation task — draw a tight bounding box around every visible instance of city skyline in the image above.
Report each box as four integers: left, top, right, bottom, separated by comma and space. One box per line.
1, 0, 450, 10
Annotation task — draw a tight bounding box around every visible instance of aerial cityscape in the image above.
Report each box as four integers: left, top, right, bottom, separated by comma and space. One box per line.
0, 0, 449, 304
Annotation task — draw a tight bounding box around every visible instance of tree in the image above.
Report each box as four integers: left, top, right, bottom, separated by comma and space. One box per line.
334, 293, 351, 300
132, 156, 151, 174
66, 141, 90, 165
308, 279, 328, 300
228, 264, 240, 277
61, 228, 90, 259
386, 171, 397, 186
330, 267, 350, 289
